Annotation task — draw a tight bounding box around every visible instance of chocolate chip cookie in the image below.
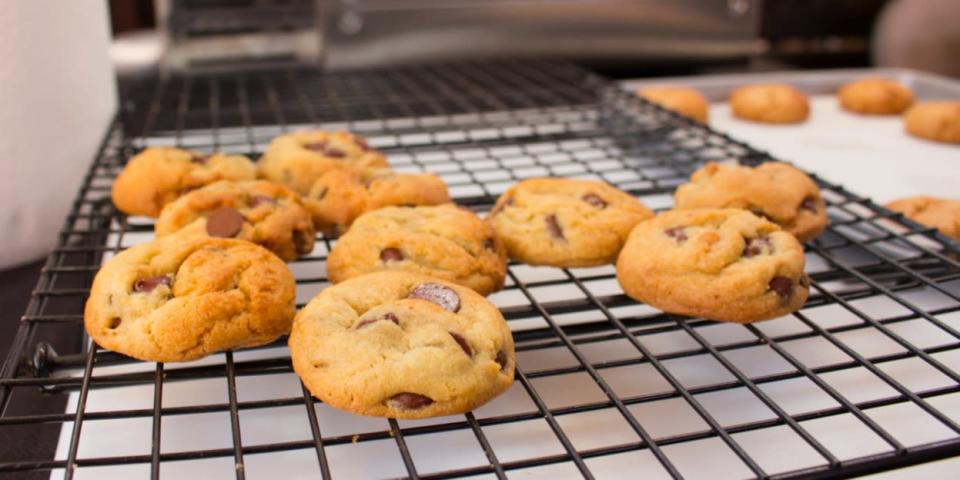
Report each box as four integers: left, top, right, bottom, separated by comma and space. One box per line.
85, 235, 297, 362
673, 162, 828, 241
486, 178, 654, 267
305, 168, 451, 233
112, 147, 257, 217
886, 196, 960, 239
730, 84, 810, 124
257, 130, 390, 195
289, 271, 515, 419
838, 78, 914, 115
904, 102, 960, 144
154, 180, 315, 261
638, 85, 710, 123
327, 205, 506, 295
616, 209, 810, 323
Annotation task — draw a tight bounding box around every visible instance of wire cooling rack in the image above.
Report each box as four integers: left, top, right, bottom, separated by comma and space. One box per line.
2, 61, 960, 480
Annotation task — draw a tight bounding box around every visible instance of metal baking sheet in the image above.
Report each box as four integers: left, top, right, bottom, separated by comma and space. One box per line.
623, 68, 960, 204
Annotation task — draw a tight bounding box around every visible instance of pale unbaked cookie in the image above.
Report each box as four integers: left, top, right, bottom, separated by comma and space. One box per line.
289, 271, 515, 419
305, 168, 450, 233
673, 162, 828, 241
638, 86, 710, 123
616, 209, 810, 323
257, 130, 389, 195
112, 147, 256, 217
84, 235, 297, 362
327, 205, 507, 295
838, 78, 913, 115
886, 196, 960, 239
904, 102, 960, 144
154, 180, 315, 261
486, 178, 654, 267
730, 84, 810, 124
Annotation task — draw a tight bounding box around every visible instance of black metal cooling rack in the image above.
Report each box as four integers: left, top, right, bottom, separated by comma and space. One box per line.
2, 60, 960, 480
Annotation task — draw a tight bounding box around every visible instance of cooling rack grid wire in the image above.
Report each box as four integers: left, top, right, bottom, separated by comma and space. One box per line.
1, 61, 960, 480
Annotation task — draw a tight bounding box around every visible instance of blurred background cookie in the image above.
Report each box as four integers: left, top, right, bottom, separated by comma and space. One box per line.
904, 102, 960, 144
730, 84, 810, 124
886, 196, 960, 239
637, 85, 709, 123
838, 78, 914, 115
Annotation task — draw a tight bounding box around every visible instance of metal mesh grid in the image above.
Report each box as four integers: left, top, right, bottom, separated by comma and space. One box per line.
2, 60, 960, 480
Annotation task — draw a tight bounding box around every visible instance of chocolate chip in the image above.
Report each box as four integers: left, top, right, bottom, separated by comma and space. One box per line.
380, 248, 404, 262
450, 332, 472, 356
388, 392, 434, 410
545, 214, 564, 240
495, 350, 508, 372
205, 206, 244, 238
743, 236, 772, 258
582, 193, 608, 209
191, 154, 210, 165
303, 141, 326, 151
293, 229, 314, 254
356, 312, 399, 329
108, 317, 122, 329
665, 227, 688, 243
769, 277, 794, 302
800, 197, 818, 213
483, 238, 495, 251
249, 195, 276, 208
133, 275, 172, 293
324, 147, 346, 158
409, 283, 461, 312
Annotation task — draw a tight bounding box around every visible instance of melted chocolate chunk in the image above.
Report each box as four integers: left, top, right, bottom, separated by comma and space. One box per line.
495, 350, 508, 372
380, 248, 404, 262
409, 283, 461, 312
582, 193, 608, 209
355, 312, 400, 329
133, 275, 172, 293
769, 277, 794, 302
545, 214, 564, 240
249, 195, 276, 208
483, 237, 495, 251
324, 147, 346, 158
293, 229, 314, 255
303, 141, 326, 151
388, 392, 434, 410
800, 197, 818, 213
205, 206, 245, 238
450, 332, 472, 356
664, 227, 688, 243
743, 236, 772, 258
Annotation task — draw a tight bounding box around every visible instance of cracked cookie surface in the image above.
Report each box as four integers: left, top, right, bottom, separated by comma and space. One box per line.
616, 209, 810, 323
327, 204, 506, 295
730, 84, 810, 124
904, 102, 960, 144
289, 271, 515, 418
84, 235, 296, 362
838, 78, 913, 115
257, 130, 389, 195
305, 168, 450, 233
674, 162, 828, 241
112, 147, 257, 217
885, 196, 960, 239
155, 180, 315, 261
486, 178, 654, 267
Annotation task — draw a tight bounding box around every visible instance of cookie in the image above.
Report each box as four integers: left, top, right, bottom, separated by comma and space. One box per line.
616, 209, 810, 323
838, 78, 913, 115
730, 84, 810, 124
486, 178, 654, 267
154, 180, 315, 261
673, 162, 828, 241
289, 271, 515, 419
638, 86, 710, 123
305, 168, 451, 233
904, 102, 960, 144
84, 235, 297, 362
885, 196, 960, 239
112, 147, 257, 217
327, 205, 507, 295
257, 130, 390, 195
